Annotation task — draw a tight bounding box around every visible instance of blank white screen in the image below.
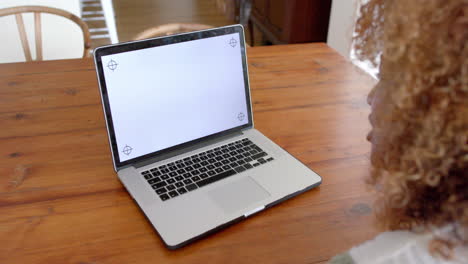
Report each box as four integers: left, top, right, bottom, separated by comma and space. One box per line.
102, 33, 248, 162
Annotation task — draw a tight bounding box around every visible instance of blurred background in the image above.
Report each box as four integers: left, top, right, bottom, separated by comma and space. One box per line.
0, 0, 358, 63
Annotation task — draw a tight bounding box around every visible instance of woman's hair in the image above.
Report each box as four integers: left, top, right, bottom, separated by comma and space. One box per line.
353, 0, 467, 254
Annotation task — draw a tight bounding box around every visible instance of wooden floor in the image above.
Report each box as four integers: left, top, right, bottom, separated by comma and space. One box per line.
114, 0, 233, 42
84, 0, 264, 48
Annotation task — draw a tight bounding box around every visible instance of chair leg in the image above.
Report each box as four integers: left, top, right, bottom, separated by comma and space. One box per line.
34, 12, 42, 61
15, 14, 32, 61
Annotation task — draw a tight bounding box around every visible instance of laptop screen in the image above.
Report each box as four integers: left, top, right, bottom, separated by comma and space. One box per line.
98, 28, 250, 164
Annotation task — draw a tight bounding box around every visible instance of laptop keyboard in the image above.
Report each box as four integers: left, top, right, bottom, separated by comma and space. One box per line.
141, 138, 274, 202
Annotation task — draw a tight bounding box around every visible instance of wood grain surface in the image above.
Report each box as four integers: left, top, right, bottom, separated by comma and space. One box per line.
0, 43, 378, 264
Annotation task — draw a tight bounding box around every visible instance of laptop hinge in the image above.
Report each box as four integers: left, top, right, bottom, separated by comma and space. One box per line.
131, 130, 245, 169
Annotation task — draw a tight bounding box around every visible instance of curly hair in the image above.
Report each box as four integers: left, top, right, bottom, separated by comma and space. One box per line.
353, 0, 468, 254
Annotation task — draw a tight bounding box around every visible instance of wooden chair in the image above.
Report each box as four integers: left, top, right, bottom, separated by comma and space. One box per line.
0, 5, 91, 61
133, 23, 214, 40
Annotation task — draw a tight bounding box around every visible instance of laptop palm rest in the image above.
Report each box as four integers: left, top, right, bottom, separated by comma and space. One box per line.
208, 176, 270, 214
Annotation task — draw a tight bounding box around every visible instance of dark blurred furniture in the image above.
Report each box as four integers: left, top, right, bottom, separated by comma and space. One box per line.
250, 0, 332, 45
217, 0, 332, 46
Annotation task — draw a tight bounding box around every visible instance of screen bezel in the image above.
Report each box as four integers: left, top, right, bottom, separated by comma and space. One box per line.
93, 25, 253, 169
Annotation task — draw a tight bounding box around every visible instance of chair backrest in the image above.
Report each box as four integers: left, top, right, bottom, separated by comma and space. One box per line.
0, 5, 91, 61
133, 23, 213, 40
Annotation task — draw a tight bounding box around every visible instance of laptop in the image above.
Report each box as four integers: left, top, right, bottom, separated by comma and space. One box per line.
93, 25, 322, 249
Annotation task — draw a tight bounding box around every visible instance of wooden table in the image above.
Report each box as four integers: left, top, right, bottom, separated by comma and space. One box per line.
0, 43, 377, 263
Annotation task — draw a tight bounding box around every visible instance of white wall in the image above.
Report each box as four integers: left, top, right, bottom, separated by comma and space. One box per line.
0, 0, 83, 63
327, 0, 359, 59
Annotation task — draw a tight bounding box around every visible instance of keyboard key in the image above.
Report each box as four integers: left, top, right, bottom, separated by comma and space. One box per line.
201, 161, 209, 166
250, 150, 258, 155
252, 152, 267, 160
161, 175, 169, 180
200, 156, 208, 161
229, 157, 237, 162
222, 165, 231, 170
143, 170, 151, 174
185, 166, 194, 171
152, 171, 161, 176
178, 187, 187, 194
208, 170, 216, 176
207, 165, 215, 170
199, 167, 208, 172
160, 194, 170, 201
153, 181, 167, 189
185, 161, 193, 166
236, 154, 244, 160
244, 157, 253, 162
160, 168, 170, 174
228, 146, 236, 151
177, 163, 185, 169
244, 163, 253, 170
175, 176, 184, 181
230, 151, 238, 155
222, 154, 230, 158
144, 174, 153, 180
197, 169, 236, 188
169, 172, 177, 177
155, 187, 167, 194
159, 165, 167, 169
167, 162, 175, 167
221, 149, 229, 153
215, 168, 224, 173
177, 169, 185, 174
214, 162, 222, 167
200, 173, 209, 179
191, 154, 199, 158
192, 176, 201, 182
192, 158, 201, 163
207, 153, 215, 158
234, 166, 246, 173
253, 163, 260, 167
176, 160, 183, 164
258, 158, 267, 164
193, 164, 201, 169
183, 157, 191, 161
186, 184, 198, 191
214, 151, 222, 155
221, 159, 230, 165
191, 170, 200, 175
148, 177, 161, 184
267, 157, 274, 162
169, 191, 179, 198
215, 156, 223, 161
208, 158, 216, 163
175, 182, 184, 187
230, 161, 238, 167
183, 173, 192, 179
183, 179, 193, 185
237, 159, 246, 165
167, 184, 176, 191
169, 166, 177, 171
167, 178, 176, 184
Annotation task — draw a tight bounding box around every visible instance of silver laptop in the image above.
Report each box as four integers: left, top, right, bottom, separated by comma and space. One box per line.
93, 25, 321, 249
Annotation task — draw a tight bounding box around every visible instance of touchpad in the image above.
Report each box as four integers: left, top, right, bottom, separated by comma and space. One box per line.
208, 176, 271, 214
